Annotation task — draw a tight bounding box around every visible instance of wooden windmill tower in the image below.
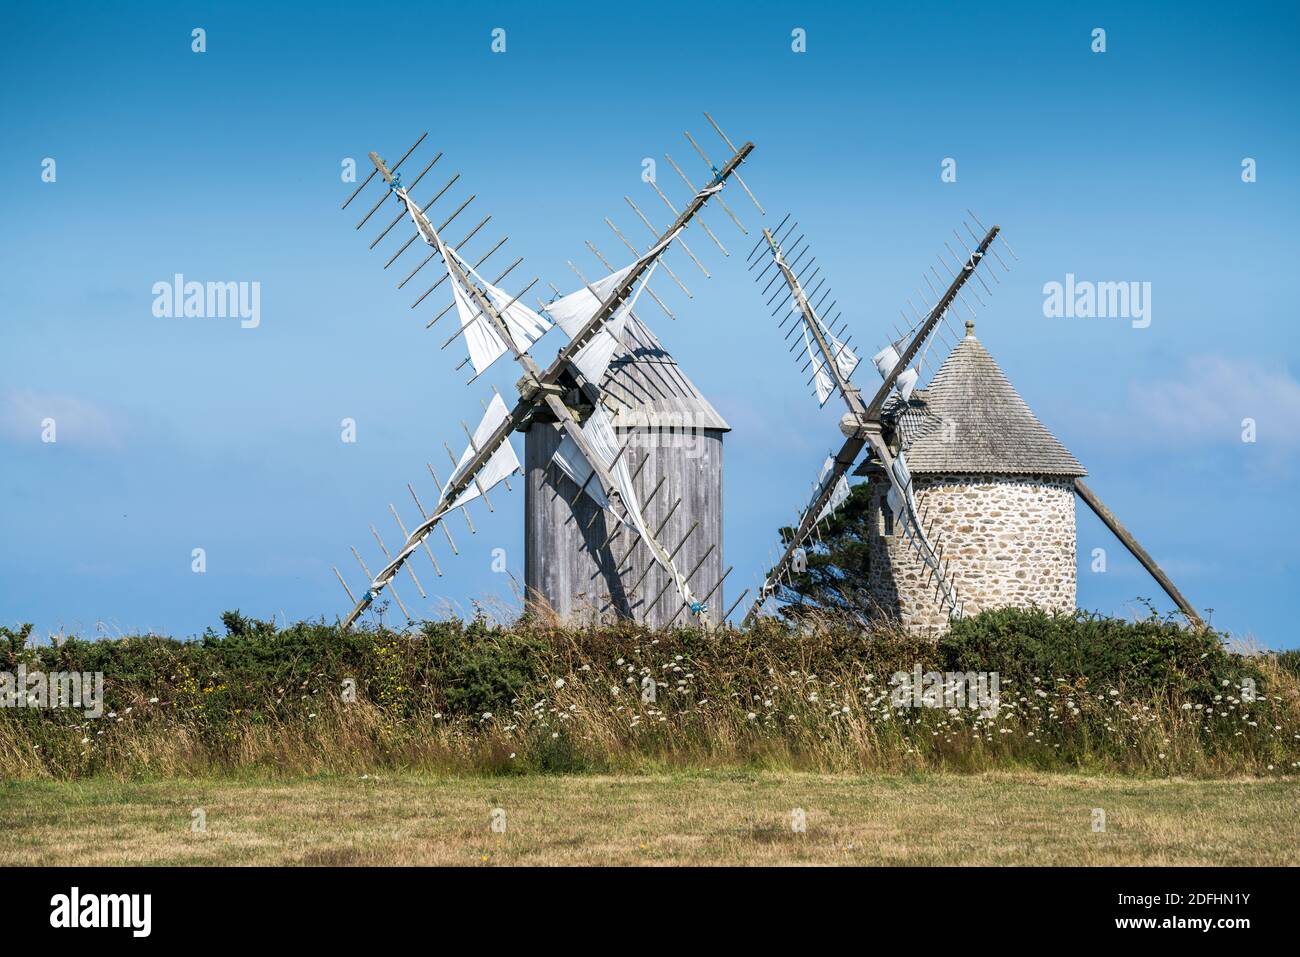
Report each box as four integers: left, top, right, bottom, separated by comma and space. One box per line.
744, 212, 1203, 629
525, 312, 731, 627
331, 117, 761, 630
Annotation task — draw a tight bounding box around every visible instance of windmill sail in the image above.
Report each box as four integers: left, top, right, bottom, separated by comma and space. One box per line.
545, 264, 636, 338
871, 343, 918, 401
878, 445, 960, 616
814, 455, 851, 523
446, 393, 522, 510
440, 243, 550, 376
544, 232, 681, 382
818, 325, 859, 381
804, 326, 836, 406
744, 216, 1005, 625
333, 125, 757, 630
551, 261, 670, 384
449, 247, 550, 351
448, 269, 510, 375
799, 306, 859, 407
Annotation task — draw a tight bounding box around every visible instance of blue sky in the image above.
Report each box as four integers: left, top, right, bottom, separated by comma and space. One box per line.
2, 1, 1296, 646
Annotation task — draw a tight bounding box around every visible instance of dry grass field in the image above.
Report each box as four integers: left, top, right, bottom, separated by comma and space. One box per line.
2, 770, 1296, 866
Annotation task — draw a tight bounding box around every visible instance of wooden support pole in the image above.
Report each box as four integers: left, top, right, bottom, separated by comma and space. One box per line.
1074, 479, 1204, 627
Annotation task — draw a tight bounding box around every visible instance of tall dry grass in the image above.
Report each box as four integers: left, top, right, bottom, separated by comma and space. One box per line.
1, 610, 1296, 780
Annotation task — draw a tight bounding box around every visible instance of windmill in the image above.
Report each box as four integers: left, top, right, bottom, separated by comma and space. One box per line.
742, 213, 1204, 629
331, 117, 762, 630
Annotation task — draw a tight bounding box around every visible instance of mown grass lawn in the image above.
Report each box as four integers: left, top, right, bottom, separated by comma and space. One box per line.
2, 771, 1296, 866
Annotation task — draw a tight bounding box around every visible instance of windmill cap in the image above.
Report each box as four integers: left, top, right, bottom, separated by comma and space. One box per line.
599, 313, 730, 431
888, 333, 1087, 477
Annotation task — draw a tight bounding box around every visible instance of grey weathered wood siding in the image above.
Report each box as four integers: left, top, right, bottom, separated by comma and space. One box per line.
524, 423, 725, 628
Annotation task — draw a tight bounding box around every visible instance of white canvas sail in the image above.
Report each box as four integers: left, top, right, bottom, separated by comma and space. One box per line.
390, 185, 512, 376
544, 264, 636, 339
826, 330, 860, 380
551, 432, 612, 511
872, 343, 919, 401
886, 452, 914, 518
814, 456, 852, 523
449, 247, 551, 354
543, 226, 683, 342
445, 393, 521, 510
804, 325, 835, 406
571, 261, 660, 384
451, 273, 510, 376
795, 296, 857, 406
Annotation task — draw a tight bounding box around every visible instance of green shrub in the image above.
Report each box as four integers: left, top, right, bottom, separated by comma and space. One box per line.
940, 607, 1254, 699
420, 619, 546, 717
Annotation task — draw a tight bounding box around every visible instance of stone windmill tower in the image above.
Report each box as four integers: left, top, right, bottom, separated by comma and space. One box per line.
524, 313, 729, 627
745, 214, 1203, 630
860, 321, 1085, 629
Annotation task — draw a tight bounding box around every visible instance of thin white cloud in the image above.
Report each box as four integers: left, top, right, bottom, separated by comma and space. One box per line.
0, 389, 126, 449
1129, 356, 1300, 448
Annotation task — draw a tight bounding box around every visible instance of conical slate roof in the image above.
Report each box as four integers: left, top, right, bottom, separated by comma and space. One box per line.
598, 313, 730, 432
889, 324, 1085, 476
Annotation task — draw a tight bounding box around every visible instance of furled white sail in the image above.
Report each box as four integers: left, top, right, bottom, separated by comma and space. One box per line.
872, 344, 919, 401
446, 393, 521, 510
876, 443, 955, 610
431, 239, 550, 377
794, 296, 858, 407
804, 325, 835, 406
572, 261, 660, 383
551, 433, 612, 511
544, 226, 682, 342
448, 248, 551, 354
450, 272, 510, 376
545, 265, 636, 339
388, 185, 513, 377
885, 452, 914, 519
814, 456, 852, 523
826, 331, 860, 380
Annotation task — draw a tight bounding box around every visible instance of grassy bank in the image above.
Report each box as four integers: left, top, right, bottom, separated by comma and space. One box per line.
2, 770, 1295, 866
2, 609, 1296, 779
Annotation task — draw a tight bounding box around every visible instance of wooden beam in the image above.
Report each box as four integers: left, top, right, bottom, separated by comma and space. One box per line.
1074, 479, 1204, 628
763, 228, 864, 420
864, 225, 999, 420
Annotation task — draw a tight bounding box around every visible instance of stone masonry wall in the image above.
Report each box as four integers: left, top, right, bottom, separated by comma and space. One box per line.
865, 472, 1077, 632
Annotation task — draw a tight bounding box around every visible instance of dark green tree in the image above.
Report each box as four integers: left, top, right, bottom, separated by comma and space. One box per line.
773, 481, 876, 622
